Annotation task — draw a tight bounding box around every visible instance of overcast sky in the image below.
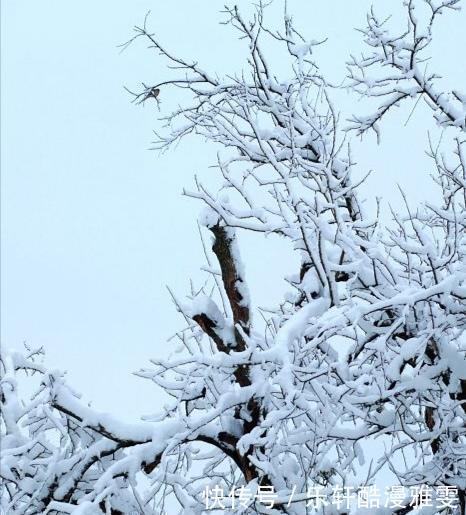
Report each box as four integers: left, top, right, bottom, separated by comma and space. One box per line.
2, 0, 465, 422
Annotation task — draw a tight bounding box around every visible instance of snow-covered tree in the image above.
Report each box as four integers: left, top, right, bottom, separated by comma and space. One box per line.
2, 1, 466, 513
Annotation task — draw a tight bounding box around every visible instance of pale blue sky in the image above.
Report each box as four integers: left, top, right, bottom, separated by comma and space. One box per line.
2, 0, 465, 421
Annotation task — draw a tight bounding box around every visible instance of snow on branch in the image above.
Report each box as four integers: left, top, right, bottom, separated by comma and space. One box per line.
3, 2, 466, 514
347, 0, 466, 137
